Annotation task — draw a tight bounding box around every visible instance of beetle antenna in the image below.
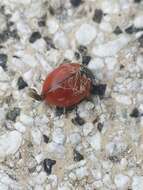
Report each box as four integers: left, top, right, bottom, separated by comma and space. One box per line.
28, 88, 42, 101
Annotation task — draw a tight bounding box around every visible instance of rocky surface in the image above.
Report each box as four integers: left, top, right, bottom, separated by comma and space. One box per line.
0, 0, 143, 189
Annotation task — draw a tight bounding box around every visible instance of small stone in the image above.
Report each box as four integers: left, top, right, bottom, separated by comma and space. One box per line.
88, 58, 104, 72
17, 76, 28, 90
97, 122, 104, 132
134, 15, 143, 28
0, 53, 7, 71
138, 34, 143, 47
78, 45, 88, 55
93, 9, 103, 23
82, 55, 91, 65
70, 0, 82, 7
74, 51, 80, 60
14, 122, 26, 133
113, 26, 123, 35
69, 132, 81, 145
113, 94, 132, 105
47, 19, 59, 34
92, 35, 131, 57
73, 149, 84, 162
132, 176, 143, 190
43, 134, 49, 143
52, 128, 65, 145
38, 15, 46, 27
75, 167, 88, 179
88, 132, 101, 151
125, 25, 136, 34
83, 122, 94, 136
43, 158, 56, 175
134, 0, 142, 2
6, 107, 20, 122
53, 31, 69, 49
91, 84, 107, 97
105, 57, 117, 70
130, 108, 140, 118
44, 36, 55, 50
31, 128, 42, 145
0, 131, 22, 161
72, 114, 85, 126
114, 174, 130, 190
108, 155, 120, 163
38, 20, 46, 27
75, 23, 97, 45
29, 31, 41, 43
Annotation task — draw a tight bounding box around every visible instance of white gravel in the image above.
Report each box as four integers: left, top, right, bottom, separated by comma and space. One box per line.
0, 0, 143, 189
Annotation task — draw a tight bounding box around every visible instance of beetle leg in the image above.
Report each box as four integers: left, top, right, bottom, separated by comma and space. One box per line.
28, 88, 42, 101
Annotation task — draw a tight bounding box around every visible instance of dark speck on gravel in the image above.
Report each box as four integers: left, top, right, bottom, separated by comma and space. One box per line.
43, 158, 56, 175
17, 77, 28, 90
0, 53, 7, 71
29, 31, 41, 43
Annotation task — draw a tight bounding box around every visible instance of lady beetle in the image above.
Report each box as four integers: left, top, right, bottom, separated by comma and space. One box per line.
29, 63, 96, 108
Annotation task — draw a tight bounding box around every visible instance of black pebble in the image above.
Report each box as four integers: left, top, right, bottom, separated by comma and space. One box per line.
6, 107, 21, 122
0, 53, 7, 70
70, 0, 82, 7
72, 114, 85, 126
74, 51, 80, 60
44, 36, 55, 50
17, 77, 28, 90
73, 149, 84, 162
93, 9, 103, 23
78, 45, 87, 55
29, 31, 41, 43
113, 26, 123, 35
43, 134, 49, 143
97, 122, 104, 132
138, 34, 143, 47
43, 158, 56, 175
134, 0, 142, 3
130, 108, 140, 118
82, 55, 91, 65
125, 25, 136, 34
91, 84, 107, 97
108, 155, 120, 163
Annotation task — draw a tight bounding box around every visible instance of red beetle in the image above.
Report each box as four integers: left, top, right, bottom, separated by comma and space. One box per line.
29, 63, 96, 108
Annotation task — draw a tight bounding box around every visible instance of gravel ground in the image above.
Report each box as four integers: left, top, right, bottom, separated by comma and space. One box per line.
0, 0, 143, 189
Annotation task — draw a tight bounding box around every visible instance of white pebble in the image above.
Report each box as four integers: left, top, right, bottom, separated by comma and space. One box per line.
46, 142, 65, 158
69, 133, 81, 145
101, 0, 120, 14
134, 15, 143, 28
20, 114, 34, 126
75, 23, 97, 45
83, 122, 94, 136
47, 19, 59, 34
64, 49, 74, 60
99, 22, 112, 32
0, 131, 22, 162
54, 31, 69, 49
88, 58, 104, 72
75, 167, 88, 179
31, 128, 42, 145
112, 94, 132, 105
52, 128, 65, 145
0, 67, 9, 82
132, 176, 143, 190
114, 174, 130, 190
14, 122, 26, 133
92, 35, 130, 57
87, 132, 101, 151
105, 57, 117, 70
